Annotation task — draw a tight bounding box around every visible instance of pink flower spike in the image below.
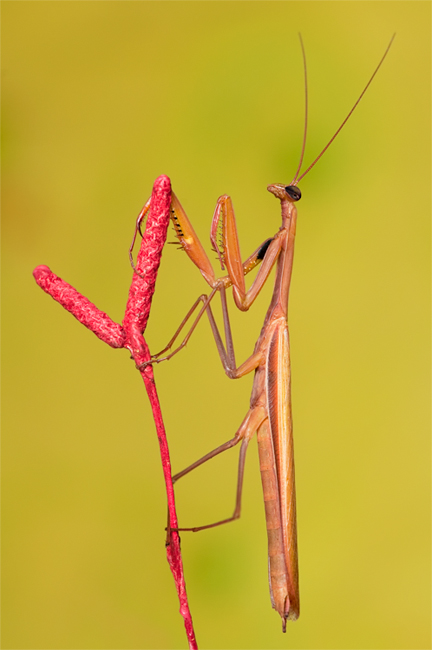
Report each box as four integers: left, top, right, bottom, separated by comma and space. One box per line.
123, 174, 172, 343
33, 265, 125, 348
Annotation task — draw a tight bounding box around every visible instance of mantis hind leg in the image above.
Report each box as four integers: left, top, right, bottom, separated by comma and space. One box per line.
170, 406, 266, 533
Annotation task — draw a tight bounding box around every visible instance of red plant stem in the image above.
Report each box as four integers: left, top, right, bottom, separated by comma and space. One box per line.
122, 176, 197, 649
137, 354, 196, 645
33, 175, 197, 650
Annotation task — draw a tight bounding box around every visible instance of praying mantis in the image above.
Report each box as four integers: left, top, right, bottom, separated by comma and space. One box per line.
131, 35, 394, 631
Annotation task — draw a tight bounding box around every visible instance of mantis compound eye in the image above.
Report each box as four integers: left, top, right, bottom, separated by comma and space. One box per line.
285, 185, 302, 201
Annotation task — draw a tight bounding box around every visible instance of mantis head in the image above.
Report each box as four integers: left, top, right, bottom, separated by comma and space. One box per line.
267, 184, 302, 202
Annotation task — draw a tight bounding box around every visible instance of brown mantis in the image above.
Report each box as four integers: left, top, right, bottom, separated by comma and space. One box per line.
131, 35, 394, 631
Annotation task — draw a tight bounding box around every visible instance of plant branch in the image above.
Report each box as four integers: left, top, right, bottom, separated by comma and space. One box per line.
33, 175, 198, 649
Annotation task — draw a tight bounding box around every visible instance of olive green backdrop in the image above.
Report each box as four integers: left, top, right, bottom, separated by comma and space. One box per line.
2, 2, 430, 649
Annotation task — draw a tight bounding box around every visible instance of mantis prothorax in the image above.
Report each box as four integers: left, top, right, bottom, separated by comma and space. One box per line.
131, 35, 394, 630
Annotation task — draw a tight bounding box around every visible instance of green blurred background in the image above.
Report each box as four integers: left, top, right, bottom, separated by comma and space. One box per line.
2, 2, 430, 649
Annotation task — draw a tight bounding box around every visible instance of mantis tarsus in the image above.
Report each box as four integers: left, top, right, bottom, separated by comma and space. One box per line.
131, 35, 394, 630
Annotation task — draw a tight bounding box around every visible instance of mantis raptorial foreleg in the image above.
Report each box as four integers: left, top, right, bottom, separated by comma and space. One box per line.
134, 194, 280, 370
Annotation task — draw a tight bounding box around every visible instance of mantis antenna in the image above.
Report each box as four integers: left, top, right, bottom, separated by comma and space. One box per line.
291, 33, 396, 185
292, 33, 308, 183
